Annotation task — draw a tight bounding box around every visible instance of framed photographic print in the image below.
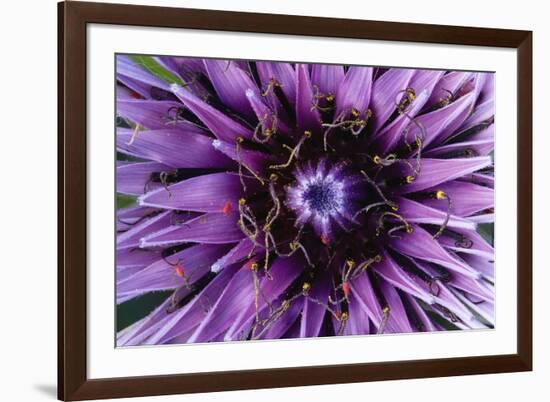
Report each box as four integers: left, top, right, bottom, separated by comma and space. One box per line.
58, 1, 532, 400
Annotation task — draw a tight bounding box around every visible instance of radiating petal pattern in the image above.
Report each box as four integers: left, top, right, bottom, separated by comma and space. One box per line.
116, 55, 495, 345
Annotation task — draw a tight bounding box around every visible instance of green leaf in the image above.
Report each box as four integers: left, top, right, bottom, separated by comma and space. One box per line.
477, 223, 494, 246
117, 291, 172, 331
128, 55, 184, 85
117, 193, 136, 209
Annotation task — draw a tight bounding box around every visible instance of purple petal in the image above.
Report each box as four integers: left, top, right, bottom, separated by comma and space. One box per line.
117, 248, 159, 270
396, 196, 477, 230
394, 157, 492, 194
188, 256, 304, 343
438, 228, 494, 260
117, 128, 235, 168
117, 211, 174, 250
300, 275, 331, 338
336, 66, 373, 117
212, 139, 272, 174
171, 84, 253, 142
389, 225, 481, 278
412, 92, 476, 148
140, 212, 243, 247
370, 68, 415, 133
211, 238, 259, 273
350, 273, 384, 326
426, 71, 474, 108
418, 180, 494, 217
245, 88, 291, 136
369, 89, 430, 154
295, 64, 322, 133
117, 285, 192, 345
311, 64, 345, 97
423, 125, 494, 157
117, 100, 183, 130
116, 162, 172, 196
203, 60, 259, 119
256, 62, 296, 106
117, 55, 171, 91
408, 70, 445, 102
118, 244, 232, 294
117, 205, 158, 232
138, 172, 248, 213
378, 279, 413, 333
259, 297, 303, 340
224, 256, 306, 341
342, 292, 371, 336
374, 250, 435, 304
402, 293, 437, 332
144, 262, 241, 344
449, 273, 493, 303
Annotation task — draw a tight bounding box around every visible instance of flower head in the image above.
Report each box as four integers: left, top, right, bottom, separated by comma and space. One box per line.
116, 55, 494, 346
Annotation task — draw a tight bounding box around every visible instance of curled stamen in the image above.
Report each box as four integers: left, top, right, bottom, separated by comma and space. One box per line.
377, 306, 390, 334
372, 153, 398, 167
269, 131, 311, 170
159, 171, 173, 197
337, 311, 349, 335
237, 198, 261, 250
261, 78, 279, 97
376, 211, 413, 237
352, 201, 388, 221
235, 137, 266, 188
311, 85, 336, 112
360, 170, 398, 210
432, 191, 453, 239
126, 123, 143, 146
252, 113, 278, 144
264, 174, 281, 229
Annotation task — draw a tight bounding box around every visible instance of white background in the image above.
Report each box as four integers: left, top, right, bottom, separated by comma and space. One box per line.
0, 0, 546, 401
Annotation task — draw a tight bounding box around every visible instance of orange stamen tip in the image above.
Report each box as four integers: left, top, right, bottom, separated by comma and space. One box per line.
342, 282, 351, 297
175, 265, 185, 277
245, 259, 258, 271
222, 201, 233, 215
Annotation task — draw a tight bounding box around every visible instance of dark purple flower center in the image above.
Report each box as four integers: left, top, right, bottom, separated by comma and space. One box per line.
302, 182, 340, 216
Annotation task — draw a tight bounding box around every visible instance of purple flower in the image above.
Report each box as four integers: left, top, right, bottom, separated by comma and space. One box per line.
116, 55, 494, 346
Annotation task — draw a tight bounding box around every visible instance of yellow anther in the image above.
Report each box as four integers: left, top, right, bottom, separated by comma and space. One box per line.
269, 173, 278, 182
238, 198, 247, 206
325, 94, 335, 102
406, 225, 414, 234
282, 299, 291, 310
351, 107, 360, 117
346, 259, 355, 269
382, 306, 390, 315
236, 136, 244, 144
302, 282, 311, 293
263, 224, 271, 232
407, 88, 416, 101
373, 155, 382, 164
340, 312, 349, 321
289, 242, 298, 251
374, 255, 382, 263
304, 130, 312, 138
405, 175, 415, 184
435, 190, 447, 200
365, 109, 373, 118
250, 262, 259, 271
263, 128, 273, 137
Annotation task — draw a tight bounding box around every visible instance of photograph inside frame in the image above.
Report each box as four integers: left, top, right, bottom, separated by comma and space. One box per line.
115, 55, 495, 347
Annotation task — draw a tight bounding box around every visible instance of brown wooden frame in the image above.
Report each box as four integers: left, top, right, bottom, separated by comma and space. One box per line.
58, 1, 532, 400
